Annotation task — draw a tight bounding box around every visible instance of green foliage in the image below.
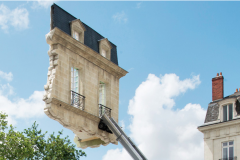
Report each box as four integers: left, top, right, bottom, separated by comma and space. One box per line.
0, 112, 86, 160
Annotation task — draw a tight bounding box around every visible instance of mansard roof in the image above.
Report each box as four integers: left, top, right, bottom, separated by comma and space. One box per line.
204, 92, 240, 124
50, 3, 118, 65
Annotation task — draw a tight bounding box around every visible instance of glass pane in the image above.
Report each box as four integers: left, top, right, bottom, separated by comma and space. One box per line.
75, 69, 78, 76
229, 141, 234, 145
223, 105, 228, 121
102, 50, 106, 57
229, 146, 234, 158
99, 82, 106, 105
223, 142, 228, 146
229, 104, 233, 120
223, 148, 228, 158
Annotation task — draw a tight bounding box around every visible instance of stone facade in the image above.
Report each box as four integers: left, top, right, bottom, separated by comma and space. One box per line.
199, 118, 240, 160
198, 73, 240, 160
43, 27, 127, 149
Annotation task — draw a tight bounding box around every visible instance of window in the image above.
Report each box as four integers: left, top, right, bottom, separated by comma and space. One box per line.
70, 19, 86, 43
222, 141, 234, 160
70, 67, 85, 110
71, 67, 79, 93
223, 104, 233, 121
99, 39, 112, 60
71, 67, 79, 108
73, 31, 79, 41
101, 49, 107, 58
99, 81, 111, 117
99, 82, 106, 105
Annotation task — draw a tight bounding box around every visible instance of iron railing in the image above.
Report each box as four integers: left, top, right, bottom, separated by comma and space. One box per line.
99, 104, 112, 118
71, 90, 85, 110
219, 157, 237, 160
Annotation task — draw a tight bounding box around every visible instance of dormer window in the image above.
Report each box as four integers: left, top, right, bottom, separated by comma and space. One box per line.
70, 19, 86, 43
223, 104, 233, 121
99, 38, 112, 60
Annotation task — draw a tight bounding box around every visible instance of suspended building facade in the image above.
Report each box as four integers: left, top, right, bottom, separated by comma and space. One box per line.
43, 4, 128, 149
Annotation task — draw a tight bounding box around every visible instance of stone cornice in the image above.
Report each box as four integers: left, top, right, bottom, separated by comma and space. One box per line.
198, 118, 240, 132
46, 28, 128, 79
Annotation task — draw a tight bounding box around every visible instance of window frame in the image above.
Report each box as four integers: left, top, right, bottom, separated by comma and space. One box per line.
70, 19, 86, 44
99, 39, 112, 60
99, 81, 106, 106
223, 103, 233, 122
222, 141, 234, 159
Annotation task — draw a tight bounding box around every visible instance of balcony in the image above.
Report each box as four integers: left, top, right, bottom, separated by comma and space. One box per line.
99, 104, 112, 118
71, 90, 85, 110
219, 157, 237, 160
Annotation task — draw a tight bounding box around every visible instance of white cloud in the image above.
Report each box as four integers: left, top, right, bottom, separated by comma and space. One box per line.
0, 4, 29, 32
0, 83, 14, 97
112, 11, 128, 24
136, 2, 142, 9
32, 0, 56, 9
119, 120, 125, 131
103, 73, 205, 160
0, 71, 13, 82
0, 70, 45, 125
103, 148, 131, 160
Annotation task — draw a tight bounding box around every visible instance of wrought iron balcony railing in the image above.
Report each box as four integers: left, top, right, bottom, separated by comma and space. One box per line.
99, 104, 112, 118
219, 157, 237, 160
71, 90, 85, 110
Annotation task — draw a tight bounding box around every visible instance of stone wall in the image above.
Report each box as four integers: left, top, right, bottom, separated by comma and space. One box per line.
43, 28, 127, 148
199, 119, 240, 160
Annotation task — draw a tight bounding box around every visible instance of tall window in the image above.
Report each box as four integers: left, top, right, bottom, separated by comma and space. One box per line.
73, 31, 79, 41
99, 82, 106, 105
71, 67, 79, 93
222, 141, 234, 160
223, 104, 233, 122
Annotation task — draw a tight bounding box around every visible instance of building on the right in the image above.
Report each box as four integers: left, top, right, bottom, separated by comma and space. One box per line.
198, 72, 240, 160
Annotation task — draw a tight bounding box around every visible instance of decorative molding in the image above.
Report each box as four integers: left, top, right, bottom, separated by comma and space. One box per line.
45, 28, 128, 79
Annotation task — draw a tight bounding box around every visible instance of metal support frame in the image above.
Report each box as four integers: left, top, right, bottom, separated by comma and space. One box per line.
101, 114, 147, 160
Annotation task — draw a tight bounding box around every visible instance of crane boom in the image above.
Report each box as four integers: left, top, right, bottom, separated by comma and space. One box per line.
101, 114, 147, 160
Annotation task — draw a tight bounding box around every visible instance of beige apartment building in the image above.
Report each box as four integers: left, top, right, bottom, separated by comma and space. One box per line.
198, 73, 240, 160
43, 4, 127, 149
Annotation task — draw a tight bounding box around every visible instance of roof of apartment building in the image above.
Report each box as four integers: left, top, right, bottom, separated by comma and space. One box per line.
50, 3, 119, 65
203, 73, 240, 124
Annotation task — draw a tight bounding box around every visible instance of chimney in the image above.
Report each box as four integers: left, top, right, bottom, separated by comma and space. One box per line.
212, 72, 224, 101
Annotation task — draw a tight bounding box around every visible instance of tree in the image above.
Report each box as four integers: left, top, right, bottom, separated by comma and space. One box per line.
0, 112, 86, 160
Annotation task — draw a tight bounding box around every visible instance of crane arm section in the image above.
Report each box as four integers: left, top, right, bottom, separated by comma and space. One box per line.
101, 114, 147, 160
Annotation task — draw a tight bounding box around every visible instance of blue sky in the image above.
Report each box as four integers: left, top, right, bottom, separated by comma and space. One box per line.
1, 1, 240, 160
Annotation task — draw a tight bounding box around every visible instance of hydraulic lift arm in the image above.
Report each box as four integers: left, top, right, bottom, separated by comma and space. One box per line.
101, 114, 147, 160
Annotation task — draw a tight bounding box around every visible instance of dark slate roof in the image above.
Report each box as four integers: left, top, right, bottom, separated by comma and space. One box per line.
204, 103, 219, 123
204, 92, 240, 123
50, 4, 118, 65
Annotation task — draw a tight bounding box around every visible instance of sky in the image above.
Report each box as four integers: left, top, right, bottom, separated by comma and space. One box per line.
1, 1, 240, 160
